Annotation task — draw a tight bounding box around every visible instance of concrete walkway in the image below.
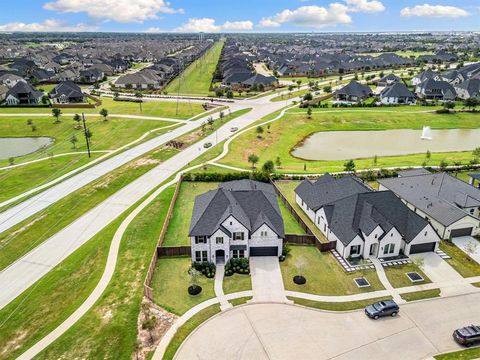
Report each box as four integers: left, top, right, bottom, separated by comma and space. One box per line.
249, 257, 290, 303
214, 265, 232, 311
453, 236, 480, 264
370, 258, 403, 303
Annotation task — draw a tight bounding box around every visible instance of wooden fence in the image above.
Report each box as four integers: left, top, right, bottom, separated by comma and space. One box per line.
157, 246, 191, 257
272, 180, 336, 252
143, 176, 183, 300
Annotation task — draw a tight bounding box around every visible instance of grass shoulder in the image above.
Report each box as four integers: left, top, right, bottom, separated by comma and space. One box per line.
400, 289, 441, 302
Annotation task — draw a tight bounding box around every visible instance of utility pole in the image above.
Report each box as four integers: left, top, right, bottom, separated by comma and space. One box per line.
82, 113, 91, 158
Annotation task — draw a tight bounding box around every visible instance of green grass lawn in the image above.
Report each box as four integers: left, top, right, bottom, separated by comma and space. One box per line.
35, 185, 177, 360
163, 304, 220, 360
288, 296, 393, 311
440, 241, 480, 278
384, 264, 432, 288
400, 288, 441, 302
0, 184, 176, 360
271, 88, 310, 102
275, 181, 327, 242
223, 273, 252, 295
164, 40, 224, 96
219, 109, 480, 174
278, 198, 306, 234
0, 97, 205, 120
230, 296, 252, 306
150, 257, 215, 315
435, 347, 480, 360
281, 245, 384, 296
162, 182, 219, 246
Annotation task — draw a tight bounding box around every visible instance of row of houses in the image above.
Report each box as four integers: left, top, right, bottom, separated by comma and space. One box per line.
187, 170, 480, 264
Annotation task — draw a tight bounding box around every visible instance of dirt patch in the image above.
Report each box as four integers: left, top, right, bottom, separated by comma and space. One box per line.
0, 329, 28, 357
133, 298, 178, 360
0, 214, 46, 249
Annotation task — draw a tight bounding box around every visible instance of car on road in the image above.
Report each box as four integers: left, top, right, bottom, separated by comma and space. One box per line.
453, 325, 480, 347
230, 127, 238, 132
365, 300, 399, 320
203, 142, 212, 148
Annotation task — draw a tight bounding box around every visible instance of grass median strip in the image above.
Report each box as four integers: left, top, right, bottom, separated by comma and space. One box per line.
400, 289, 441, 302
288, 296, 393, 311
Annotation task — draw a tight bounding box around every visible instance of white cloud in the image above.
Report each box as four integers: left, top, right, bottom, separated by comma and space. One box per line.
174, 18, 254, 32
400, 4, 469, 18
345, 0, 385, 13
0, 19, 97, 32
259, 4, 352, 29
43, 0, 182, 23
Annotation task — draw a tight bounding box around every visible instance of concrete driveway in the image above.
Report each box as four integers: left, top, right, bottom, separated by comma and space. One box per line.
249, 257, 288, 303
453, 236, 480, 264
175, 293, 480, 360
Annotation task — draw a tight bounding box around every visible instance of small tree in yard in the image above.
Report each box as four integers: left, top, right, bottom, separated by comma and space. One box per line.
473, 147, 480, 161
296, 80, 302, 89
142, 316, 157, 344
426, 150, 431, 160
73, 113, 81, 124
323, 85, 332, 93
69, 134, 78, 149
27, 119, 33, 126
275, 156, 282, 168
464, 241, 478, 261
8, 157, 14, 166
344, 159, 356, 173
188, 267, 201, 291
100, 108, 109, 121
439, 159, 448, 171
373, 154, 378, 166
262, 160, 275, 173
443, 101, 455, 111
52, 108, 62, 123
135, 91, 143, 112
411, 256, 425, 270
256, 126, 264, 138
296, 256, 306, 276
307, 107, 312, 119
85, 128, 93, 143
248, 153, 259, 169
219, 111, 225, 121
464, 97, 479, 111
303, 92, 313, 101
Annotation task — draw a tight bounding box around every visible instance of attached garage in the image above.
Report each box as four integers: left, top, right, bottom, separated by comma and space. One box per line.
409, 242, 436, 254
450, 227, 473, 238
249, 246, 279, 257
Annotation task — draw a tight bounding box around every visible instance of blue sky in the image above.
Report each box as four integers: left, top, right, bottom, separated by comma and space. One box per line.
0, 0, 479, 33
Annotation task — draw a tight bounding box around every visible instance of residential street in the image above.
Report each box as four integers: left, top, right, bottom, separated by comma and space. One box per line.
175, 294, 480, 360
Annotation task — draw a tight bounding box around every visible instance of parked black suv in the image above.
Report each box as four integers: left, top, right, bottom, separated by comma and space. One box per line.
365, 300, 399, 320
453, 325, 480, 347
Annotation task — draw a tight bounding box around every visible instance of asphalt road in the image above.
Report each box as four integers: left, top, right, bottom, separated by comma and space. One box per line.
175, 293, 480, 360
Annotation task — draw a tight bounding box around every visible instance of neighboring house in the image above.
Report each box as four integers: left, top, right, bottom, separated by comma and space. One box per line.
79, 68, 104, 84
415, 79, 457, 101
412, 70, 440, 86
333, 80, 372, 102
378, 171, 480, 239
189, 180, 285, 265
469, 174, 480, 188
241, 74, 277, 88
380, 83, 416, 105
49, 81, 85, 104
454, 79, 480, 100
114, 71, 162, 89
0, 73, 27, 88
5, 82, 43, 105
294, 174, 440, 259
377, 74, 401, 87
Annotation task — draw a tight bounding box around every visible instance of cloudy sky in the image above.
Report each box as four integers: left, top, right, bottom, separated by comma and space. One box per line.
0, 0, 478, 33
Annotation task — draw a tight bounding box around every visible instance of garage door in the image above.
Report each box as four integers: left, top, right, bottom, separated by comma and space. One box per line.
410, 242, 436, 254
451, 228, 473, 238
249, 246, 278, 257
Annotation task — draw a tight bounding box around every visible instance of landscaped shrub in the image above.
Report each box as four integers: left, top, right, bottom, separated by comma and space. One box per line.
224, 258, 250, 276
183, 171, 272, 183
192, 261, 216, 278
279, 244, 290, 262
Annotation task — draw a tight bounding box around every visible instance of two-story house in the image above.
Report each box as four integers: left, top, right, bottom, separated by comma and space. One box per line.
189, 180, 285, 265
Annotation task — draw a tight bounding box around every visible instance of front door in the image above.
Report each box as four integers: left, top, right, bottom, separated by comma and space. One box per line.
215, 250, 225, 265
369, 243, 378, 256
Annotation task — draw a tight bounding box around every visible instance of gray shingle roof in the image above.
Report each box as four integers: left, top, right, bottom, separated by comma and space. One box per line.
380, 83, 415, 99
334, 80, 372, 98
189, 180, 284, 238
378, 173, 480, 226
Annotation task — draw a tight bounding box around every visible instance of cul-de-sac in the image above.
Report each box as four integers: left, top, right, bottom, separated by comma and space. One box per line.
1, 2, 480, 360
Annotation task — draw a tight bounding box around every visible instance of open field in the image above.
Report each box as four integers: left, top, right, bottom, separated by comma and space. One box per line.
164, 40, 224, 96
0, 97, 205, 119
150, 257, 215, 315
219, 110, 480, 173
35, 185, 176, 359
281, 245, 385, 295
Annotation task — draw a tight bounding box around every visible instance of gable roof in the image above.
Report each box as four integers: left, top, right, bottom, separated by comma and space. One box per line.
378, 172, 480, 226
334, 80, 372, 98
189, 180, 284, 238
380, 83, 415, 99
49, 81, 83, 99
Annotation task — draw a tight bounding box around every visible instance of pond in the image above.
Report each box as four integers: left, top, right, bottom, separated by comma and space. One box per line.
291, 128, 480, 161
0, 137, 54, 160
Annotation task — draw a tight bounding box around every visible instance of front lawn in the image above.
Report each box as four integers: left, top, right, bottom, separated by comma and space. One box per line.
435, 347, 480, 360
384, 263, 432, 288
281, 245, 384, 295
440, 241, 480, 278
151, 257, 215, 315
288, 296, 392, 311
400, 289, 441, 302
223, 273, 252, 295
162, 182, 219, 246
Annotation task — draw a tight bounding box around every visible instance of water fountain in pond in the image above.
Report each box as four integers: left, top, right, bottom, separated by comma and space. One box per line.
421, 126, 432, 140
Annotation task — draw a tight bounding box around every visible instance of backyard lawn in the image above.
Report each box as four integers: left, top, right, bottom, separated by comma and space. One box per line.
150, 257, 215, 315
223, 273, 252, 294
281, 245, 385, 295
440, 241, 480, 278
218, 110, 480, 174
384, 263, 432, 288
278, 199, 306, 235
162, 182, 219, 246
165, 40, 224, 96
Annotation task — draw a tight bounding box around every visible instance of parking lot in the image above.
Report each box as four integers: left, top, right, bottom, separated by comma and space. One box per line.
175, 293, 480, 360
